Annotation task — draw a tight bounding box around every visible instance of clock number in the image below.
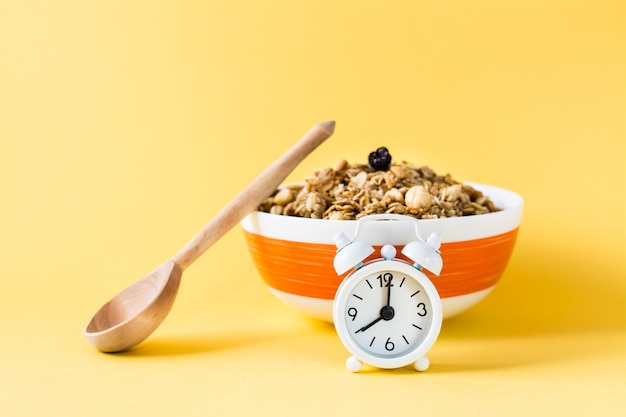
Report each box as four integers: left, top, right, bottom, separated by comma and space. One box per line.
347, 307, 358, 321
385, 337, 395, 351
417, 302, 427, 317
377, 272, 393, 288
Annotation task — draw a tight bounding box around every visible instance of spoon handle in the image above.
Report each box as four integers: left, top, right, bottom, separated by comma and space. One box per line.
172, 121, 335, 270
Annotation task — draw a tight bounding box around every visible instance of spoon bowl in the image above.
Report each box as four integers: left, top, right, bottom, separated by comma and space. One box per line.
84, 260, 181, 352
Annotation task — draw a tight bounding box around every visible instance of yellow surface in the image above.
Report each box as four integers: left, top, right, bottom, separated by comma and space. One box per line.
1, 0, 625, 415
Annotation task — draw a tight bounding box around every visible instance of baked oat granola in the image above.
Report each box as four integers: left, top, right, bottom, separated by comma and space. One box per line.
258, 148, 500, 220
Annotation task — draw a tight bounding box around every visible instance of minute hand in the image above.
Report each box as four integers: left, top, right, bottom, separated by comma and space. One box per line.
355, 316, 383, 333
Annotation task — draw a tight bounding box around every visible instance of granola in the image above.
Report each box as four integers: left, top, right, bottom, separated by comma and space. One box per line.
258, 153, 500, 220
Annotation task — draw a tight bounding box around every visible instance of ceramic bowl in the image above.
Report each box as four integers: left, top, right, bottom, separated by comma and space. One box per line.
241, 183, 523, 322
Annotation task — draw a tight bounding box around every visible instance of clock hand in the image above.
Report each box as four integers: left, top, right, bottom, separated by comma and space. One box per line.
355, 315, 383, 333
355, 303, 396, 333
386, 275, 393, 308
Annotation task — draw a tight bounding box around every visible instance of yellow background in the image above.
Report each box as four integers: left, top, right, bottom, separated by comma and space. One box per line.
1, 0, 624, 416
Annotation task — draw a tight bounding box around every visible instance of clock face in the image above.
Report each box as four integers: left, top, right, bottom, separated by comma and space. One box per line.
334, 260, 442, 368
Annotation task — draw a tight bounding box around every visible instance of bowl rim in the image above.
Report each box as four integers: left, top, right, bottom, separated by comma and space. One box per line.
241, 182, 523, 243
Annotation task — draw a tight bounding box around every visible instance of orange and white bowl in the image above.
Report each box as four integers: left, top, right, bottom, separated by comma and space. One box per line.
241, 183, 523, 322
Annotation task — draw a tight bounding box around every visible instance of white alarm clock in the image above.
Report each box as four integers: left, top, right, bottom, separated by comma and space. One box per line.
332, 214, 443, 372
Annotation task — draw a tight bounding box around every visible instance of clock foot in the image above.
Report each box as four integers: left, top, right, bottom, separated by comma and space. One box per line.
414, 356, 430, 372
346, 356, 362, 372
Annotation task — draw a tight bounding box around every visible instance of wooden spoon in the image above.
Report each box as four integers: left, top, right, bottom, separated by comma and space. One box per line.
83, 121, 335, 352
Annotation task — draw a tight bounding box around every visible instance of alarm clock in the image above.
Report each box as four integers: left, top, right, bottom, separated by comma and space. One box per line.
332, 214, 443, 372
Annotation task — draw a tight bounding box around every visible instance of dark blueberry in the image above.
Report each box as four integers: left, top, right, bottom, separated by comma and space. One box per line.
368, 147, 392, 171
